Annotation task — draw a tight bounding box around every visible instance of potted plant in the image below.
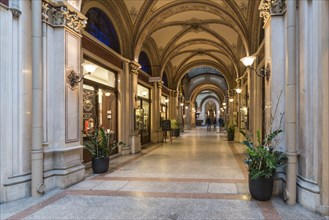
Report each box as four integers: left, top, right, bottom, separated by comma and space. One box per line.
226, 124, 236, 141
113, 141, 130, 155
170, 119, 180, 137
84, 127, 118, 173
240, 129, 287, 201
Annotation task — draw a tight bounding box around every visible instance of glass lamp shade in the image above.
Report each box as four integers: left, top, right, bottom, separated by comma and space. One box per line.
229, 98, 234, 102
235, 88, 242, 94
240, 56, 256, 67
222, 102, 227, 106
82, 63, 98, 73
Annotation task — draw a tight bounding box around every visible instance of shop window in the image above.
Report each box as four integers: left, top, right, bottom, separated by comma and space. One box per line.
82, 62, 118, 162
135, 85, 151, 145
85, 7, 120, 53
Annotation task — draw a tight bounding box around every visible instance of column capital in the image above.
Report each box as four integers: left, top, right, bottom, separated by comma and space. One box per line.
44, 0, 87, 33
259, 0, 286, 28
157, 81, 163, 89
129, 61, 141, 75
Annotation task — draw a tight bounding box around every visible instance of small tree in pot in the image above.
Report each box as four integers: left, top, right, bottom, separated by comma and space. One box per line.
84, 127, 117, 173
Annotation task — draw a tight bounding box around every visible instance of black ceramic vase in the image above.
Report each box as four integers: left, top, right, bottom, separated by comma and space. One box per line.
92, 157, 109, 174
249, 176, 274, 201
227, 132, 234, 141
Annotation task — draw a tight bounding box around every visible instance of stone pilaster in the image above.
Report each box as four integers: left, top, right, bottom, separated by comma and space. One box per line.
151, 81, 163, 143
129, 61, 141, 154
42, 0, 86, 191
185, 100, 191, 130
169, 90, 178, 120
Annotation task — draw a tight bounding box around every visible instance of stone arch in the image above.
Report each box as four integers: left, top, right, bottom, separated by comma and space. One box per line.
175, 61, 236, 91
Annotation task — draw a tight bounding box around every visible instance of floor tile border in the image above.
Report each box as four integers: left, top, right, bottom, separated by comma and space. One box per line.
93, 143, 163, 178
92, 176, 246, 183
67, 189, 251, 201
6, 191, 68, 220
256, 200, 282, 220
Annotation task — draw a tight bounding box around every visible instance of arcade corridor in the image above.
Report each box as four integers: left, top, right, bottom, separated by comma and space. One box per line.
1, 129, 324, 220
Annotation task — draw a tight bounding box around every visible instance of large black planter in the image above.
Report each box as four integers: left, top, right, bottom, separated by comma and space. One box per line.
249, 176, 274, 201
227, 132, 234, 141
172, 129, 180, 137
92, 157, 109, 174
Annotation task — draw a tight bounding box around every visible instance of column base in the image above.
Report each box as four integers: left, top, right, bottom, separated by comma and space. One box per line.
130, 133, 141, 154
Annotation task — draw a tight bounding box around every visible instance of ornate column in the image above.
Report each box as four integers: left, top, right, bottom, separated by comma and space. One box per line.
41, 1, 87, 190
129, 61, 141, 154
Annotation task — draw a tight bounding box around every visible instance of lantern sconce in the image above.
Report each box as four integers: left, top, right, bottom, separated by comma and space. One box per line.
67, 63, 97, 87
240, 56, 270, 81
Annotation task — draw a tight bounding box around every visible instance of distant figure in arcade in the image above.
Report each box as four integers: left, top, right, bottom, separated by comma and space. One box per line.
218, 117, 224, 131
206, 117, 211, 131
213, 118, 217, 132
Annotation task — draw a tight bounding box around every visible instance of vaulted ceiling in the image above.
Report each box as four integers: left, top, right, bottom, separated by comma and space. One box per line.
82, 0, 263, 96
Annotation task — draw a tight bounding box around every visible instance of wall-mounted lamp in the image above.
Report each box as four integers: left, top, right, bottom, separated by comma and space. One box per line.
229, 98, 234, 102
240, 55, 270, 81
67, 63, 97, 87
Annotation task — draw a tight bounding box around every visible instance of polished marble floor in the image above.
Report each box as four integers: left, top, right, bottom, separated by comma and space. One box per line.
1, 127, 326, 219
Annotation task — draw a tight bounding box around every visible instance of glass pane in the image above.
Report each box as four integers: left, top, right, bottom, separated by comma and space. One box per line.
142, 100, 150, 141
83, 85, 96, 134
98, 89, 117, 143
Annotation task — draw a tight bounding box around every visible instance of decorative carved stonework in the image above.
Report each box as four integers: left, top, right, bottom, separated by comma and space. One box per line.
130, 62, 140, 75
42, 2, 50, 22
9, 0, 21, 17
51, 6, 68, 25
157, 81, 163, 89
271, 0, 286, 15
259, 0, 286, 28
44, 1, 87, 33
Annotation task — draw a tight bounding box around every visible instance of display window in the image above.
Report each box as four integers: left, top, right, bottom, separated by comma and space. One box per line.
82, 61, 118, 162
136, 84, 151, 145
160, 95, 168, 121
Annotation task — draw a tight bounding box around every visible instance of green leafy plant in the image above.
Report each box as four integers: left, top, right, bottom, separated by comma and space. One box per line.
240, 129, 287, 179
240, 91, 287, 180
170, 119, 180, 129
225, 124, 236, 134
84, 127, 118, 159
